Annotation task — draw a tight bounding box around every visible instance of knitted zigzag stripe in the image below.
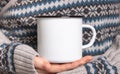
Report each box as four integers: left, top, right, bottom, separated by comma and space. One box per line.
3, 0, 120, 19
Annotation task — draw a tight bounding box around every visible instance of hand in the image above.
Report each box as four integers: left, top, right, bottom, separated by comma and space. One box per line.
34, 55, 93, 74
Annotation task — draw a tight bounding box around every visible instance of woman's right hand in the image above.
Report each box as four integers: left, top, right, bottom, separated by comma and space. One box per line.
34, 55, 93, 74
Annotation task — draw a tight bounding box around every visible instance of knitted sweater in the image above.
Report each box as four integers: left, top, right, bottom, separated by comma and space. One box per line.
0, 0, 120, 74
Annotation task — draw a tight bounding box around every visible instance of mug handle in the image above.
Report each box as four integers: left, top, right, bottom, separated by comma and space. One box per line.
82, 25, 96, 49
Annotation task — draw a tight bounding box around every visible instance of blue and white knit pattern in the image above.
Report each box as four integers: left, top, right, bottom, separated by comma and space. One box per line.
0, 42, 21, 74
6, 42, 21, 72
1, 0, 119, 55
0, 43, 8, 72
0, 0, 120, 73
85, 57, 117, 74
3, 0, 120, 19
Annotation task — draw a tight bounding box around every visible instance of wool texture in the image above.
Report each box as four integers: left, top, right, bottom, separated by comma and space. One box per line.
0, 0, 120, 74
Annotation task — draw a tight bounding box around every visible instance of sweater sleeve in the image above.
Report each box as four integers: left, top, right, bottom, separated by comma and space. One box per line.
0, 31, 39, 74
58, 35, 120, 74
14, 44, 39, 74
0, 30, 12, 73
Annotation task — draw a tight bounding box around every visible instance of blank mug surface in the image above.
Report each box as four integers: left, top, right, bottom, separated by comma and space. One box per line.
37, 18, 82, 63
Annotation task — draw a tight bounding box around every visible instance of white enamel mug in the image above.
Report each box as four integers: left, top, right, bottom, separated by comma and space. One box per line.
37, 16, 96, 63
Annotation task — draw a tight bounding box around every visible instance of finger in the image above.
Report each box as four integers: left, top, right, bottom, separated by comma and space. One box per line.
44, 55, 93, 73
75, 55, 93, 65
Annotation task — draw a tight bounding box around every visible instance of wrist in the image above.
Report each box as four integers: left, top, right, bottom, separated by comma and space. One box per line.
34, 55, 39, 69
34, 56, 44, 70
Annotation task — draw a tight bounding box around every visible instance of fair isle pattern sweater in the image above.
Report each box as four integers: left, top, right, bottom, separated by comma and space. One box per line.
0, 0, 120, 74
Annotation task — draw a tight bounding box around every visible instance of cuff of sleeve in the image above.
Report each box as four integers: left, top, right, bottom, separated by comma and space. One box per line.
14, 44, 39, 74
